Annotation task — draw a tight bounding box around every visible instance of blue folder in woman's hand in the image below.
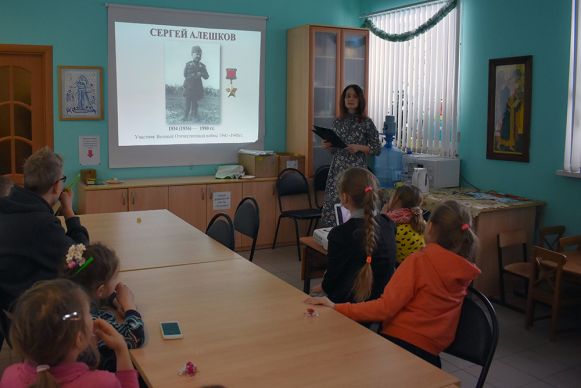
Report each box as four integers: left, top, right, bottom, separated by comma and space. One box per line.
312, 126, 347, 148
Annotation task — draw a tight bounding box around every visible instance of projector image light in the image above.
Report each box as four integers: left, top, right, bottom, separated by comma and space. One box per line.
313, 227, 333, 250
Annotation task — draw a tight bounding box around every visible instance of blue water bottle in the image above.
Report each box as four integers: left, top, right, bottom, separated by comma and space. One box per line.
375, 116, 403, 188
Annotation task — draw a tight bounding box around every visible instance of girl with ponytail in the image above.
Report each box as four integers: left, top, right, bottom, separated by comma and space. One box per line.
306, 200, 481, 368
316, 167, 396, 303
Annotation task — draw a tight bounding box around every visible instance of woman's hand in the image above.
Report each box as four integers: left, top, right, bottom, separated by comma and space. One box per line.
346, 144, 369, 154
321, 140, 333, 150
115, 283, 137, 312
304, 296, 335, 308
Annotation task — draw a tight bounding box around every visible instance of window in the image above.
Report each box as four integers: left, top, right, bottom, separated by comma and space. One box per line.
563, 0, 581, 176
367, 0, 459, 157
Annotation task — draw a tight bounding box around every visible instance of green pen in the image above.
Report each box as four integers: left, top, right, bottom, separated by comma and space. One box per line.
74, 256, 94, 276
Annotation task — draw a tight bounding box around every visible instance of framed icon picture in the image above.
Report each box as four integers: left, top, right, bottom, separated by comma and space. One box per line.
486, 56, 532, 162
59, 66, 103, 120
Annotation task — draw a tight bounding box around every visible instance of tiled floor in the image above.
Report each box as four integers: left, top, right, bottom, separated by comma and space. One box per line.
1, 246, 580, 387
243, 246, 581, 388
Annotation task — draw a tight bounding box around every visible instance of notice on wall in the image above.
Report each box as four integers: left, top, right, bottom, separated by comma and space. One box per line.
79, 136, 100, 166
213, 191, 231, 210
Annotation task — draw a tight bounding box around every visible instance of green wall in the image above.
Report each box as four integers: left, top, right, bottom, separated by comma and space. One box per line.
361, 0, 581, 235
0, 0, 359, 179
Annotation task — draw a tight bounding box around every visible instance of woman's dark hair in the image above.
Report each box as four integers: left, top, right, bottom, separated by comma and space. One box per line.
64, 242, 120, 304
429, 200, 479, 261
338, 167, 379, 302
340, 84, 366, 118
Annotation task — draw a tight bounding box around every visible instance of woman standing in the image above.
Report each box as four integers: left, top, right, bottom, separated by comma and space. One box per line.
320, 84, 381, 227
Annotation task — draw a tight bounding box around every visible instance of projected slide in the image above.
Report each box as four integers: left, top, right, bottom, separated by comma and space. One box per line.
115, 22, 261, 146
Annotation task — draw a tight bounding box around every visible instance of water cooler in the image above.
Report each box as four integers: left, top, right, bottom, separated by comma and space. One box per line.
374, 116, 403, 188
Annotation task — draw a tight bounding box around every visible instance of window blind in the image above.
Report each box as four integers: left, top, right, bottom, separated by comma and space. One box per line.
367, 0, 460, 156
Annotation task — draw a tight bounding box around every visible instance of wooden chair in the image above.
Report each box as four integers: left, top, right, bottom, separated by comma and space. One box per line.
538, 225, 566, 251
525, 246, 581, 341
559, 235, 581, 252
206, 213, 235, 251
272, 168, 321, 261
444, 287, 499, 388
234, 197, 260, 261
497, 229, 533, 311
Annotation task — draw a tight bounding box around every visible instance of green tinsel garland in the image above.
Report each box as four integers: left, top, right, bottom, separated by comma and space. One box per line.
363, 0, 457, 42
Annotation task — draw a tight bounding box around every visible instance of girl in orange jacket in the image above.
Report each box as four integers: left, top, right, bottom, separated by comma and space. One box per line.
305, 200, 481, 367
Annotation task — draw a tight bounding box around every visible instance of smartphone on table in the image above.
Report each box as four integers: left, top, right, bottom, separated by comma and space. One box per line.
160, 321, 183, 339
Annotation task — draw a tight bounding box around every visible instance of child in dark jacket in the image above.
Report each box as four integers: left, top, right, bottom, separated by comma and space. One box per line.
318, 167, 396, 303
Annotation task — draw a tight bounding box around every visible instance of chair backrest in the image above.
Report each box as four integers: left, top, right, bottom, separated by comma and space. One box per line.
234, 197, 260, 240
276, 168, 314, 211
531, 246, 567, 292
559, 235, 581, 252
444, 287, 498, 388
497, 229, 528, 266
313, 165, 330, 208
539, 225, 566, 251
206, 213, 235, 250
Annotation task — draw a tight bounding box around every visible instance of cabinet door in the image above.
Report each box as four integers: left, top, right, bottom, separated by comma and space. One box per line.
82, 189, 128, 214
207, 183, 243, 247
341, 30, 368, 92
168, 185, 207, 231
241, 181, 277, 249
128, 186, 168, 211
311, 28, 339, 175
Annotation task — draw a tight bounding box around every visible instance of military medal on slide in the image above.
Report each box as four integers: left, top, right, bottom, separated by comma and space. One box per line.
225, 68, 237, 97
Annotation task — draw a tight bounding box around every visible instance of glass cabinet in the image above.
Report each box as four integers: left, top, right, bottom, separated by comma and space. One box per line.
287, 25, 369, 177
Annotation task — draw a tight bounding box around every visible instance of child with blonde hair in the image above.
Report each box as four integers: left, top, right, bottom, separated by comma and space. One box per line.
0, 278, 138, 387
63, 243, 144, 372
306, 200, 481, 367
382, 184, 426, 264
317, 167, 396, 303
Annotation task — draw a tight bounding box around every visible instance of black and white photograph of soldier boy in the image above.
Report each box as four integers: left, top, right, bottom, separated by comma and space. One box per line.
165, 42, 221, 124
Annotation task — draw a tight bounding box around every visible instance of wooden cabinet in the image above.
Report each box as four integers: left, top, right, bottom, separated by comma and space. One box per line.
79, 188, 128, 214
128, 186, 168, 211
168, 185, 207, 231
287, 25, 369, 176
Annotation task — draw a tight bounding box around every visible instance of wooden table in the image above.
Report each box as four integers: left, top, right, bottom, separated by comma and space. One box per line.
563, 251, 581, 276
75, 210, 243, 271
300, 236, 328, 293
121, 260, 459, 388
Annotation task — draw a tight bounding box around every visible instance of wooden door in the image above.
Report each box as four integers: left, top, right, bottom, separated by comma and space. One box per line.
241, 180, 277, 249
128, 186, 168, 211
168, 184, 207, 231
80, 189, 128, 214
0, 45, 53, 185
207, 183, 243, 247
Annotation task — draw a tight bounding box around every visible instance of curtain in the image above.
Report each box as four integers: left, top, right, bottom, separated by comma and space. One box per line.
565, 0, 581, 173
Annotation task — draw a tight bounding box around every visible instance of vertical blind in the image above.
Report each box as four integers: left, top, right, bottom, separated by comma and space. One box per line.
367, 1, 459, 157
565, 0, 581, 174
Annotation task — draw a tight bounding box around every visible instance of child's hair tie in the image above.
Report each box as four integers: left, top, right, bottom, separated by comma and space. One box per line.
461, 223, 470, 231
366, 255, 372, 264
364, 185, 373, 193
36, 364, 50, 373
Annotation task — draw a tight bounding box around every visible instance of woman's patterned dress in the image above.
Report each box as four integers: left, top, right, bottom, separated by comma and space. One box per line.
320, 115, 381, 227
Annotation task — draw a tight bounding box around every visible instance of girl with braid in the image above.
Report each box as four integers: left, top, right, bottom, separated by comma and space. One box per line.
306, 200, 481, 368
314, 167, 396, 304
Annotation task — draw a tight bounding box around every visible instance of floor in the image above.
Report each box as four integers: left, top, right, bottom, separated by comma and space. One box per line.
244, 246, 581, 388
1, 246, 580, 387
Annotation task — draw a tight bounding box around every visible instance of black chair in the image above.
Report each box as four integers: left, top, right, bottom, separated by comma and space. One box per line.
497, 229, 533, 311
234, 197, 260, 261
313, 165, 330, 209
0, 308, 11, 351
444, 287, 499, 388
206, 213, 235, 250
272, 168, 321, 261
